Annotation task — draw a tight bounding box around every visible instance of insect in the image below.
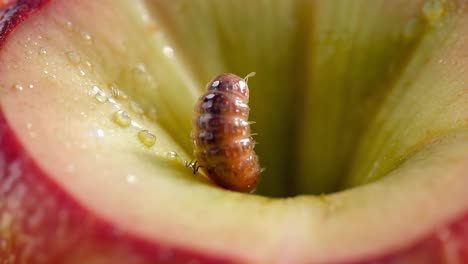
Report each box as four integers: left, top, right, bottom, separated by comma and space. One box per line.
191, 73, 261, 192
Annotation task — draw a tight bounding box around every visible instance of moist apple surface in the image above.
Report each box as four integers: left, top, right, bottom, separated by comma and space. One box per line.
2, 0, 468, 263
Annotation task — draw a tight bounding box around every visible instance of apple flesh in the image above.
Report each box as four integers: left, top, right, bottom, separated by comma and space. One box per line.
2, 0, 468, 263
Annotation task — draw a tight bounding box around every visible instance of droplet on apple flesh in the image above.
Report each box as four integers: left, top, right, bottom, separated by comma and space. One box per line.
2, 0, 468, 263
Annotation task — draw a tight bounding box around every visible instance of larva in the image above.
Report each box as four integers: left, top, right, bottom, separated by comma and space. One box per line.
192, 73, 261, 192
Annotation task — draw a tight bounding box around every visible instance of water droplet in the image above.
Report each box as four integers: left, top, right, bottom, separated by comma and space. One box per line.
79, 69, 86, 76
162, 45, 174, 58
25, 50, 33, 56
126, 174, 137, 184
95, 91, 107, 103
66, 51, 81, 65
90, 85, 102, 96
38, 47, 47, 56
96, 128, 105, 137
80, 32, 93, 44
84, 61, 93, 69
65, 21, 73, 30
113, 110, 131, 127
122, 63, 158, 92
28, 84, 33, 89
13, 84, 24, 91
129, 101, 144, 115
131, 64, 151, 83
138, 130, 156, 147
165, 151, 180, 161
423, 0, 444, 23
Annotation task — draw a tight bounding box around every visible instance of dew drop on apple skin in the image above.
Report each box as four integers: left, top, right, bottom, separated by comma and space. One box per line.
165, 151, 183, 164
66, 51, 81, 65
96, 128, 105, 137
90, 85, 102, 95
64, 21, 73, 31
166, 151, 178, 159
162, 45, 174, 58
113, 110, 131, 127
90, 85, 108, 103
138, 130, 156, 147
80, 31, 93, 44
38, 47, 47, 56
13, 84, 24, 91
129, 63, 159, 90
126, 174, 138, 184
132, 63, 148, 79
79, 69, 87, 77
95, 91, 108, 103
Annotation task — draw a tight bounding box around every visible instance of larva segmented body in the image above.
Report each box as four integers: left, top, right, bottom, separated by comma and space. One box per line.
192, 73, 261, 192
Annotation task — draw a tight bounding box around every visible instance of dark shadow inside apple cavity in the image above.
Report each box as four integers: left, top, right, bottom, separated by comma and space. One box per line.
148, 0, 468, 197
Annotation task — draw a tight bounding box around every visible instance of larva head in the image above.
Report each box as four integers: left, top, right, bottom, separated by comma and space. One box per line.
207, 73, 249, 100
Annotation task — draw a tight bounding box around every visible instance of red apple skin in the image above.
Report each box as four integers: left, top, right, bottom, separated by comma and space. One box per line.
1, 0, 468, 263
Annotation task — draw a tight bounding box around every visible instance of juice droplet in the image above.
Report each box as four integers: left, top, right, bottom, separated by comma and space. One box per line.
113, 110, 131, 127
84, 61, 93, 69
13, 84, 24, 91
80, 32, 93, 44
165, 151, 182, 163
166, 151, 177, 159
129, 101, 144, 115
90, 85, 102, 95
96, 128, 105, 137
126, 174, 137, 184
65, 21, 73, 30
138, 130, 156, 147
162, 45, 174, 58
95, 91, 107, 103
38, 47, 47, 56
66, 51, 81, 65
132, 63, 148, 79
28, 84, 34, 89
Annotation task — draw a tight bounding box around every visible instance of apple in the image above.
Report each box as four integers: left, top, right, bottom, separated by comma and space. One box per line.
1, 0, 468, 263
